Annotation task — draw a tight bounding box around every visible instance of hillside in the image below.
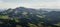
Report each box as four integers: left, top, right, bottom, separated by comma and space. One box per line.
0, 7, 60, 27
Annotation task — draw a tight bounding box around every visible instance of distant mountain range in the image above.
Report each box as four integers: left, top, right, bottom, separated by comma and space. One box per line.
0, 9, 7, 12
0, 7, 60, 12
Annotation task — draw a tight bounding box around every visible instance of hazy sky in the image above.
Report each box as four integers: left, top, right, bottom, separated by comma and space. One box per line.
0, 0, 60, 9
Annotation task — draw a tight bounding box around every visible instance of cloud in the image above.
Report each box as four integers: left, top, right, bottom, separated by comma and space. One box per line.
0, 2, 21, 9
0, 0, 60, 9
0, 2, 60, 9
19, 2, 60, 9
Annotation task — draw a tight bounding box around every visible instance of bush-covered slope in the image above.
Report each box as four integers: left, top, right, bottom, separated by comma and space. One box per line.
0, 7, 60, 27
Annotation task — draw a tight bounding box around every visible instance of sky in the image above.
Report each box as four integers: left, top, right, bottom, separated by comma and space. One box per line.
0, 0, 60, 9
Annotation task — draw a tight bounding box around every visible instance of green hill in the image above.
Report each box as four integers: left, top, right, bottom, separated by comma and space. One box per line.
0, 7, 60, 27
